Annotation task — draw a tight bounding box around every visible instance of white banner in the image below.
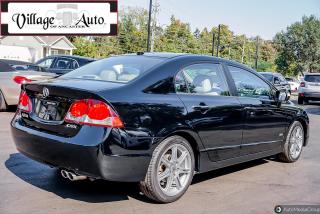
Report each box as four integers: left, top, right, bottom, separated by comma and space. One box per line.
1, 1, 118, 35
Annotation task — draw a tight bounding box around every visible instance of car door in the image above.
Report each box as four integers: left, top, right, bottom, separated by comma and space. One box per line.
175, 63, 243, 162
49, 57, 75, 75
226, 65, 287, 155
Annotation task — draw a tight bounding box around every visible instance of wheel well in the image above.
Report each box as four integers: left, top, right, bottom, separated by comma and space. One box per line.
296, 118, 308, 146
169, 131, 200, 172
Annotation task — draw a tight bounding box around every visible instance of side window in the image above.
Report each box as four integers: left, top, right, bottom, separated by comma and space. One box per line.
175, 70, 188, 93
175, 63, 229, 96
274, 76, 281, 84
71, 60, 79, 69
52, 58, 72, 69
37, 58, 54, 68
228, 66, 271, 99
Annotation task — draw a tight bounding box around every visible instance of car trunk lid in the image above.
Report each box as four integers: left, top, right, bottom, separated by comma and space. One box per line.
20, 78, 123, 136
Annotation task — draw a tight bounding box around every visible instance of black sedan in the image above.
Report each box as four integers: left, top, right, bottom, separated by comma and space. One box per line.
35, 55, 95, 75
11, 53, 309, 203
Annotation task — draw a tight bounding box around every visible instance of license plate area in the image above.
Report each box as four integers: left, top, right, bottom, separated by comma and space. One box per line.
35, 99, 60, 121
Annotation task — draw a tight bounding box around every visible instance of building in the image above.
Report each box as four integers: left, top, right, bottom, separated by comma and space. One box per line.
0, 36, 76, 62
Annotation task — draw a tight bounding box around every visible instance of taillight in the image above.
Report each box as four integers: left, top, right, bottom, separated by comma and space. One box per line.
18, 91, 32, 112
13, 76, 32, 84
64, 99, 124, 128
300, 82, 306, 87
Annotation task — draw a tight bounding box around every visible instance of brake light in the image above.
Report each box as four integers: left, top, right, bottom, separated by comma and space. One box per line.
13, 76, 32, 84
64, 99, 124, 128
300, 82, 306, 87
18, 91, 32, 112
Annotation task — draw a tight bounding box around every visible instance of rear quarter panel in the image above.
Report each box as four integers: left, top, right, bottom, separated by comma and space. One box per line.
0, 72, 20, 105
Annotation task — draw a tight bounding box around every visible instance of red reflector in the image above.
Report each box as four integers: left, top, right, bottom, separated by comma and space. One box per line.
69, 100, 88, 117
18, 91, 32, 112
87, 100, 111, 120
299, 93, 304, 97
13, 76, 32, 84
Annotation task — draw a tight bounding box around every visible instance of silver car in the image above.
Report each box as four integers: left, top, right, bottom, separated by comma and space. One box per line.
298, 73, 320, 104
0, 59, 56, 111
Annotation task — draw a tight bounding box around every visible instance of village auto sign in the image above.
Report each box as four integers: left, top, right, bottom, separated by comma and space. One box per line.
0, 0, 118, 35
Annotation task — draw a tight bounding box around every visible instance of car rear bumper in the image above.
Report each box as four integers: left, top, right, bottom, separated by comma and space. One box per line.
11, 114, 153, 182
299, 92, 320, 99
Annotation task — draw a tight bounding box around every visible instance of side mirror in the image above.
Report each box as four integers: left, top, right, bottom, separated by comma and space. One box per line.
276, 90, 287, 103
274, 79, 280, 85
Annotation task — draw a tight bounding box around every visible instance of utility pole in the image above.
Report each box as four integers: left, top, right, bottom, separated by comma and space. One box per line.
211, 32, 215, 56
150, 0, 159, 52
146, 0, 153, 52
254, 36, 259, 70
241, 38, 246, 63
216, 24, 221, 57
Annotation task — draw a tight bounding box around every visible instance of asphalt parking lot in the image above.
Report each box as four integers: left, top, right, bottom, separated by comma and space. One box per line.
1, 97, 320, 214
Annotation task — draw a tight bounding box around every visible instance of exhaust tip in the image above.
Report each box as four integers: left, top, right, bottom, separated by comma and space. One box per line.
67, 172, 74, 181
61, 170, 68, 178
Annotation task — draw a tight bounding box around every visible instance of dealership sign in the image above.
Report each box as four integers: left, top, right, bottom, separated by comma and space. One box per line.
0, 1, 118, 35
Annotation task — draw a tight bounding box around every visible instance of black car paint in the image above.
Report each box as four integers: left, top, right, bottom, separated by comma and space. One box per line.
11, 54, 309, 182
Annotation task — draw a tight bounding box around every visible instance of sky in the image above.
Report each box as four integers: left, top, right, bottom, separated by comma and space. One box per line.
119, 0, 320, 40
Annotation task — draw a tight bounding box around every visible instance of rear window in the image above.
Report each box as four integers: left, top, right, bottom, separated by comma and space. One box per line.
61, 56, 164, 83
11, 64, 42, 71
304, 75, 320, 82
260, 73, 273, 82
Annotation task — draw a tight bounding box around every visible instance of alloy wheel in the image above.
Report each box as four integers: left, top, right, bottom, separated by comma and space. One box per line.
289, 126, 304, 159
157, 143, 192, 197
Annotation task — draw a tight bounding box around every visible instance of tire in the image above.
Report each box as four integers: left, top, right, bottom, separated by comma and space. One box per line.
140, 135, 195, 203
297, 96, 304, 105
0, 90, 8, 111
278, 121, 304, 163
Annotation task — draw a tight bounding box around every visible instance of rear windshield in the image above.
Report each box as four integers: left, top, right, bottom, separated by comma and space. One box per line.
61, 56, 165, 83
305, 75, 320, 82
260, 73, 273, 82
11, 64, 41, 71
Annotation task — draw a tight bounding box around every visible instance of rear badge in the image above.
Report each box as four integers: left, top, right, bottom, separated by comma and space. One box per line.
66, 124, 77, 129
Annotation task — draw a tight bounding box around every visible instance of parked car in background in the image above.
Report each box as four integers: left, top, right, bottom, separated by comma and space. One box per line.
260, 72, 291, 99
0, 59, 57, 111
12, 53, 309, 203
35, 55, 95, 75
285, 77, 300, 93
298, 73, 320, 104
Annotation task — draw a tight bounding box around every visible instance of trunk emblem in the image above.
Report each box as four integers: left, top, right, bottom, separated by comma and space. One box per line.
43, 87, 49, 98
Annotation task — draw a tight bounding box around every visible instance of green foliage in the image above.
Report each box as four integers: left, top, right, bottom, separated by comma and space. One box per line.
274, 15, 320, 76
72, 7, 320, 78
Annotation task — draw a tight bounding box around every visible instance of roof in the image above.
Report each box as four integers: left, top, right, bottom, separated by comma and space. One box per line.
0, 59, 31, 65
0, 36, 75, 49
49, 54, 95, 61
305, 73, 320, 75
37, 36, 76, 49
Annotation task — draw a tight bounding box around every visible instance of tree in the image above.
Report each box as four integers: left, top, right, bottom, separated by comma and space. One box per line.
274, 15, 320, 76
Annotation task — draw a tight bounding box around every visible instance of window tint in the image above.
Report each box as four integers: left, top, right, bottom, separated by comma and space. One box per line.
37, 58, 54, 68
71, 60, 79, 69
175, 70, 188, 93
62, 56, 164, 83
228, 66, 271, 99
304, 75, 320, 82
176, 63, 229, 96
260, 73, 273, 82
53, 58, 73, 69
